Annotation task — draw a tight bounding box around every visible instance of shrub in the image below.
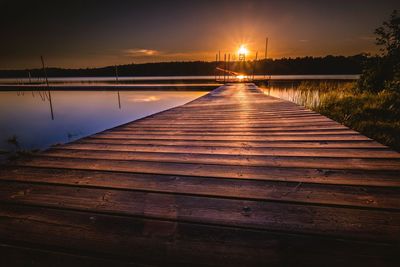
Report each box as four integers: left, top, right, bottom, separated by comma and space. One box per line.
358, 10, 400, 93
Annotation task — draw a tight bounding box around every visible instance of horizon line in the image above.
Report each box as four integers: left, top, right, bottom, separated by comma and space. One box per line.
0, 53, 373, 71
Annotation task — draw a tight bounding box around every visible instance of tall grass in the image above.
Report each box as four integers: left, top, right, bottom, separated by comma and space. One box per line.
316, 85, 400, 151
263, 81, 400, 151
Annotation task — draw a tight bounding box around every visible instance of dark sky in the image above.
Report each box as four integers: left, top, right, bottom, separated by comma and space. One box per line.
0, 0, 399, 69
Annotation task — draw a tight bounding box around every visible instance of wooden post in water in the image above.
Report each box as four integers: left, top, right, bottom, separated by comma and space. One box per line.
264, 37, 268, 60
115, 65, 119, 83
223, 54, 226, 83
252, 51, 258, 81
218, 50, 221, 81
28, 71, 34, 97
115, 65, 121, 109
28, 71, 32, 84
264, 37, 269, 80
41, 56, 49, 87
41, 56, 54, 120
215, 53, 218, 82
227, 53, 230, 82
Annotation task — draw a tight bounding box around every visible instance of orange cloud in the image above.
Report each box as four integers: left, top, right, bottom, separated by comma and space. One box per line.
124, 49, 160, 56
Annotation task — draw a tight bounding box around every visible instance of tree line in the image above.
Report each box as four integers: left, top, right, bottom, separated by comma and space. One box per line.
0, 55, 368, 78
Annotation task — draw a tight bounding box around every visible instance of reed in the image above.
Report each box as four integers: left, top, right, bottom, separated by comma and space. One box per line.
316, 87, 400, 151
262, 80, 400, 151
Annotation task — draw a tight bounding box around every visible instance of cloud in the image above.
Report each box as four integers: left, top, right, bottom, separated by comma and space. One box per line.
121, 48, 216, 62
299, 39, 309, 43
124, 49, 161, 56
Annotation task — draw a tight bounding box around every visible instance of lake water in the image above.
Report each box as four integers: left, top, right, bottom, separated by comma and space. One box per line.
0, 90, 208, 153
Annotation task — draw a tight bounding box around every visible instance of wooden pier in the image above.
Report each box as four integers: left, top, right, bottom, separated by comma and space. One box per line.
0, 83, 399, 266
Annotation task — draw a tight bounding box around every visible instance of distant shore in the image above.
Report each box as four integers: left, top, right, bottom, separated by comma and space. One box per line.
0, 55, 367, 78
0, 74, 360, 91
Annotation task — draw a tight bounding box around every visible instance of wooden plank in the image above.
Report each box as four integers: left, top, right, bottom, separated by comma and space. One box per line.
130, 122, 337, 128
115, 126, 350, 132
12, 156, 400, 187
118, 122, 347, 127
91, 133, 371, 141
153, 110, 321, 115
61, 143, 400, 158
39, 149, 400, 171
0, 182, 399, 241
104, 130, 359, 136
83, 138, 386, 149
152, 114, 325, 119
1, 167, 399, 209
161, 108, 315, 113
133, 118, 336, 124
0, 204, 397, 267
0, 243, 145, 267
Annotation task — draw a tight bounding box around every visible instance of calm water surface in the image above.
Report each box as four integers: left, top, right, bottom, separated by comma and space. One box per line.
0, 90, 207, 152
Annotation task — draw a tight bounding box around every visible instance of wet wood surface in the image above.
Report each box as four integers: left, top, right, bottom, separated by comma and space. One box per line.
0, 83, 399, 266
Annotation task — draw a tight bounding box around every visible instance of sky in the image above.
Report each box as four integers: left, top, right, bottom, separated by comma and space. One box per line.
0, 0, 399, 69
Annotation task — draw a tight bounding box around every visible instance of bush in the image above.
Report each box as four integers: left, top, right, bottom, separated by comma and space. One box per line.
358, 10, 400, 93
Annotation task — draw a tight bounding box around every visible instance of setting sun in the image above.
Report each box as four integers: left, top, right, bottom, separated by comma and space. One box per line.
238, 45, 248, 56
237, 75, 245, 80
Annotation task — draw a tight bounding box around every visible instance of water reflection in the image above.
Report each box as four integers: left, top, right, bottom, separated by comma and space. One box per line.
117, 91, 122, 109
0, 90, 207, 152
16, 90, 56, 120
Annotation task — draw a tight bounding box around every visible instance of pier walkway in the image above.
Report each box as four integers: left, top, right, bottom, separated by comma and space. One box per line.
0, 83, 399, 266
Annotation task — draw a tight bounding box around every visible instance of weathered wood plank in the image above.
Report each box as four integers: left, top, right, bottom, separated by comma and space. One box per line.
12, 156, 400, 187
103, 130, 360, 136
92, 133, 371, 141
0, 243, 145, 267
1, 181, 399, 241
128, 122, 344, 127
115, 126, 351, 132
0, 204, 398, 267
84, 138, 386, 149
62, 143, 400, 158
39, 149, 400, 171
1, 167, 399, 209
133, 118, 336, 124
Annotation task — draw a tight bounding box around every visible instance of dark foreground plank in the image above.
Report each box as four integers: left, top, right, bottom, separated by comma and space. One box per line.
0, 204, 398, 267
0, 181, 399, 241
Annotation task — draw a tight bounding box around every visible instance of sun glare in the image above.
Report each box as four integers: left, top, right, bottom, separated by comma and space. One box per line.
238, 45, 248, 56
